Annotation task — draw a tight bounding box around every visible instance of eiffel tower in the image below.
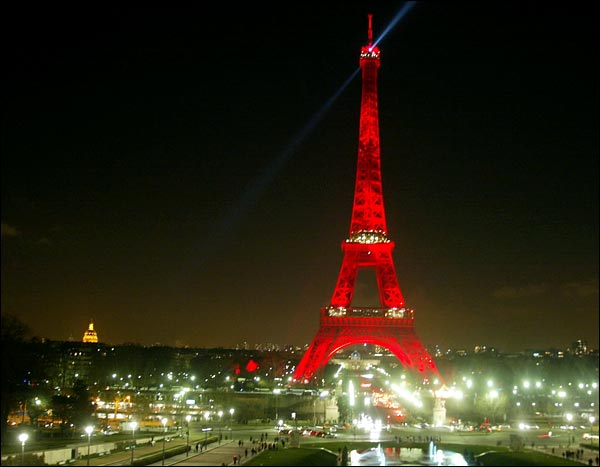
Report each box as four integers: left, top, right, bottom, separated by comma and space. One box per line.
294, 15, 439, 384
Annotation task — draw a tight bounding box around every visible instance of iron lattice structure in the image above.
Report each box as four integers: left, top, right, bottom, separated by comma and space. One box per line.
294, 15, 439, 384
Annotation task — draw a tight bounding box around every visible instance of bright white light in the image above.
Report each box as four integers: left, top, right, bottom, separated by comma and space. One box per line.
369, 418, 383, 441
19, 433, 29, 443
390, 383, 423, 408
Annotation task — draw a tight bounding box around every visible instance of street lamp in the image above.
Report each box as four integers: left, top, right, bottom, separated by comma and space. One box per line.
273, 388, 281, 420
18, 433, 28, 466
203, 412, 211, 448
130, 421, 137, 466
161, 417, 168, 466
292, 412, 297, 430
185, 415, 191, 457
217, 410, 223, 445
85, 426, 93, 467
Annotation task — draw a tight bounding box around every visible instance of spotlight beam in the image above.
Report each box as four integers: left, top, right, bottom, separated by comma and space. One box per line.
201, 4, 417, 258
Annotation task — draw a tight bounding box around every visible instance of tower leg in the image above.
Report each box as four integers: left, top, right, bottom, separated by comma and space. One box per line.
330, 250, 360, 308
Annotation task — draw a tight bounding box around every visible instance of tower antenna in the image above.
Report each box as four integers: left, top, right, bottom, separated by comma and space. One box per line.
368, 14, 374, 45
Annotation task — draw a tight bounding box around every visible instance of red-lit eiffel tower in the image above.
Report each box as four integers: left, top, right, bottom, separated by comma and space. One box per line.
293, 15, 439, 384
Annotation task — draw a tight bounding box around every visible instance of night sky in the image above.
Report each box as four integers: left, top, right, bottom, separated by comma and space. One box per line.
2, 3, 598, 352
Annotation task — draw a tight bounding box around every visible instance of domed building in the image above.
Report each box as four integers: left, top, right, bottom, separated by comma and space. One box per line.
82, 320, 98, 343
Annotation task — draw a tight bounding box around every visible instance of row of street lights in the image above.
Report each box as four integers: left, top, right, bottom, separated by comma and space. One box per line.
80, 418, 171, 466
16, 407, 240, 467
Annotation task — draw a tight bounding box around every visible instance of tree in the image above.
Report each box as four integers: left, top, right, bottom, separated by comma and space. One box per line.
1, 314, 33, 444
336, 394, 350, 424
474, 391, 508, 425
71, 379, 93, 429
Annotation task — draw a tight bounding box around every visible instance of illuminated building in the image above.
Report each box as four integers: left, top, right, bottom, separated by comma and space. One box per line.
83, 320, 99, 343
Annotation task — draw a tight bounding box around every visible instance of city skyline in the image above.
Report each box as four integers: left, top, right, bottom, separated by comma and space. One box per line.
2, 3, 598, 352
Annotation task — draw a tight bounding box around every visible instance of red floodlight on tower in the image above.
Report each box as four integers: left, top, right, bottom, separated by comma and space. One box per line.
293, 15, 439, 384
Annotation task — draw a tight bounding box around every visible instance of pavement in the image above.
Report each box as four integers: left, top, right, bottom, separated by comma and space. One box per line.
530, 444, 599, 466
148, 439, 253, 466
70, 436, 250, 466
38, 429, 600, 466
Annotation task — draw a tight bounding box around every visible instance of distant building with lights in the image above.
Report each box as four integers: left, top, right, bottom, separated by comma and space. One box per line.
568, 339, 589, 355
82, 320, 98, 343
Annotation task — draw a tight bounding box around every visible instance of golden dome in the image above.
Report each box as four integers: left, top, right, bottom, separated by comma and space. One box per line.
82, 320, 98, 343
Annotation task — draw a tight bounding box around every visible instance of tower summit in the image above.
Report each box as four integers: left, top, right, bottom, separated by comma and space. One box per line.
293, 15, 439, 384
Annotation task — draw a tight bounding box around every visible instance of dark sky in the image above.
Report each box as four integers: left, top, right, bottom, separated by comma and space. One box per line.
2, 3, 598, 352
